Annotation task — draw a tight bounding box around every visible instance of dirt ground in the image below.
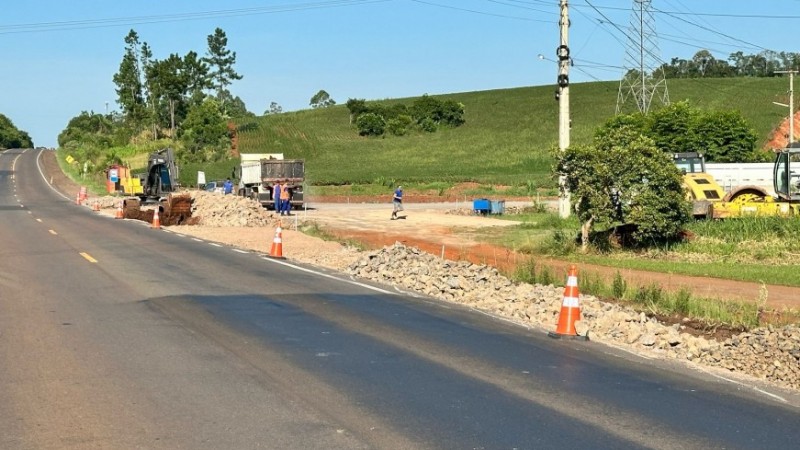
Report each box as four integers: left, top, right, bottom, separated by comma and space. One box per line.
41, 150, 800, 314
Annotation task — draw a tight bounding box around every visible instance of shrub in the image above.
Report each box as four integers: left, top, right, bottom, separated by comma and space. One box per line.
419, 117, 437, 133
386, 114, 413, 136
356, 113, 385, 136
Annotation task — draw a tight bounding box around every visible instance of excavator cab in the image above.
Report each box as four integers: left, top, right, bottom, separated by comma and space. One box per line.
773, 143, 800, 202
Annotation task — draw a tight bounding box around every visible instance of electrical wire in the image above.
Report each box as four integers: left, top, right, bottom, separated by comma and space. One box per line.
0, 0, 388, 35
409, 0, 554, 23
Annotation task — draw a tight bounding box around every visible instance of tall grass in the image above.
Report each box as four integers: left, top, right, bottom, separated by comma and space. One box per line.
511, 262, 762, 328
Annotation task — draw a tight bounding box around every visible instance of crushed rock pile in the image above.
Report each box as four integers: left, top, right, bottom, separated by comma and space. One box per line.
347, 243, 800, 391
188, 191, 278, 227
86, 191, 278, 227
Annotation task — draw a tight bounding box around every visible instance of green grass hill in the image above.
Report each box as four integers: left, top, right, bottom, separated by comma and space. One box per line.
234, 77, 789, 189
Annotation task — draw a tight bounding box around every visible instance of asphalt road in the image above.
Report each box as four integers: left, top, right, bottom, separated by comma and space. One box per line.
1, 148, 799, 449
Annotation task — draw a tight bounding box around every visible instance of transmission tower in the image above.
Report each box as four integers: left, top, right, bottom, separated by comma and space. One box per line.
615, 0, 669, 114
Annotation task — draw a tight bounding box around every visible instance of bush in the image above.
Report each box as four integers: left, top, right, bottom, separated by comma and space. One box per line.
356, 113, 385, 136
386, 114, 413, 136
419, 117, 437, 133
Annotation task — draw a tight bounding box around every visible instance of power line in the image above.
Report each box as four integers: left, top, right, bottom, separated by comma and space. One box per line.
0, 0, 389, 35
409, 0, 553, 22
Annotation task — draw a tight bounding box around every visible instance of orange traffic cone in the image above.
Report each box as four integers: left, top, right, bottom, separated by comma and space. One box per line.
269, 223, 285, 259
548, 265, 589, 340
115, 201, 124, 219
151, 208, 161, 229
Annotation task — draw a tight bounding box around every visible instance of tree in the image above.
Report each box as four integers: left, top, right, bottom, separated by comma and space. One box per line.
345, 98, 367, 123
112, 30, 147, 128
179, 98, 229, 163
356, 113, 385, 136
648, 101, 701, 154
57, 111, 114, 148
693, 110, 758, 163
202, 27, 242, 102
556, 125, 690, 250
0, 114, 33, 149
217, 89, 254, 118
146, 53, 189, 137
265, 102, 283, 115
310, 89, 336, 108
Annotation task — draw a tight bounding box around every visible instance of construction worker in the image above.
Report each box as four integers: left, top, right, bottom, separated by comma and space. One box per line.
280, 180, 292, 216
272, 181, 281, 212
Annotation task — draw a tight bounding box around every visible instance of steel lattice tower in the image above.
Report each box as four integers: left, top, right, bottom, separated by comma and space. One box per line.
615, 0, 669, 114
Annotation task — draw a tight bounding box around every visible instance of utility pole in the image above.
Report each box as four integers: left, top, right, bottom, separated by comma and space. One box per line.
557, 0, 571, 218
776, 70, 796, 145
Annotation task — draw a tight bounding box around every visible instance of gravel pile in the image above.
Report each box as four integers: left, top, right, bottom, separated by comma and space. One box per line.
187, 191, 278, 227
348, 242, 800, 391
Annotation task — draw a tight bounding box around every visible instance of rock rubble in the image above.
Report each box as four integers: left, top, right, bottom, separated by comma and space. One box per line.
347, 242, 800, 391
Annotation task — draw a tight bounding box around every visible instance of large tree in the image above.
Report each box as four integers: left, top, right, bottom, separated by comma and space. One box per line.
179, 98, 229, 163
112, 30, 148, 128
202, 28, 242, 104
556, 125, 689, 249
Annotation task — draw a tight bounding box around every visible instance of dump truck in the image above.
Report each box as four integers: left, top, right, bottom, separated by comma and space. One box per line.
236, 154, 305, 210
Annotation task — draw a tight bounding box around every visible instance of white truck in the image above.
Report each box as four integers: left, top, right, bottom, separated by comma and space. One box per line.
237, 153, 305, 210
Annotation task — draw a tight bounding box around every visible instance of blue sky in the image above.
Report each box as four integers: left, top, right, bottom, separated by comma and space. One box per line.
1, 0, 798, 147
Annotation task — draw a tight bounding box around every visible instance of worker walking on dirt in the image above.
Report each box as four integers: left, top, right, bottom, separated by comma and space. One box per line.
280, 180, 292, 216
391, 185, 404, 220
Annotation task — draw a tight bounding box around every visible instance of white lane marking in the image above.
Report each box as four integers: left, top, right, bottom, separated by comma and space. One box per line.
232, 249, 248, 254
192, 238, 203, 242
36, 218, 42, 222
48, 230, 57, 235
36, 149, 71, 201
261, 256, 396, 295
209, 243, 222, 247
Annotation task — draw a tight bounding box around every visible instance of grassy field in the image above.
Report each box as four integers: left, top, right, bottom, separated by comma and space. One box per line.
236, 77, 788, 189
481, 212, 800, 288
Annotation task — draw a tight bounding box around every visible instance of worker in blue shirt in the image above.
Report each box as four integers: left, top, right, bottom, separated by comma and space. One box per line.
223, 178, 234, 195
391, 185, 404, 219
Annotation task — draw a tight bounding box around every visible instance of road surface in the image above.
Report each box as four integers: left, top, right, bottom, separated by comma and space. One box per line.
1, 148, 799, 449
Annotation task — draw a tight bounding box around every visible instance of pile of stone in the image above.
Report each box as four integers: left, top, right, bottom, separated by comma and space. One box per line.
347, 242, 800, 391
188, 190, 278, 227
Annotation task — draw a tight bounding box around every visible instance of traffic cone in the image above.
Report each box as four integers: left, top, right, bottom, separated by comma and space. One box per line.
269, 223, 285, 259
151, 208, 161, 229
115, 201, 124, 219
75, 191, 81, 205
548, 265, 589, 340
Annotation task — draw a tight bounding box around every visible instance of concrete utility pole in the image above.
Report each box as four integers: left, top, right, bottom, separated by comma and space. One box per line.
557, 0, 571, 218
775, 70, 796, 145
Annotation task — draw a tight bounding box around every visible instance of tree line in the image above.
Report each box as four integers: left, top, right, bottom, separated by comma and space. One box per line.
59, 27, 250, 167
656, 49, 800, 79
346, 95, 465, 137
0, 114, 33, 149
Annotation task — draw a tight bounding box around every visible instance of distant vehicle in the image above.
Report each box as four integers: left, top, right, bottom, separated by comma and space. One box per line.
204, 181, 225, 194
236, 154, 305, 209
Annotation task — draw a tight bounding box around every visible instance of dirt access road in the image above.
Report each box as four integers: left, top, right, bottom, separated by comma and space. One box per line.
39, 149, 800, 312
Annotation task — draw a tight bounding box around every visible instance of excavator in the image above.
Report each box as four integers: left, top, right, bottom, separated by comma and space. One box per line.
121, 148, 194, 225
709, 142, 800, 218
